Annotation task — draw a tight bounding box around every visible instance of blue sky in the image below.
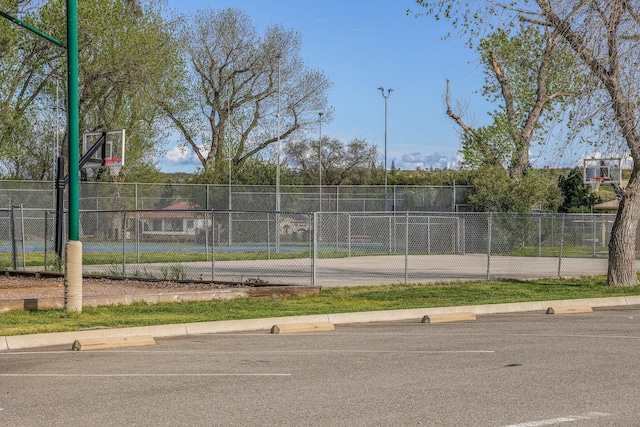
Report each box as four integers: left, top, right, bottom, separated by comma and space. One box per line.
159, 0, 504, 173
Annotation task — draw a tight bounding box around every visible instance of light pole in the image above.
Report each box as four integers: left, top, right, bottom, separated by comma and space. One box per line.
378, 87, 392, 210
275, 55, 281, 252
276, 56, 282, 212
318, 112, 323, 212
227, 79, 232, 211
227, 74, 232, 246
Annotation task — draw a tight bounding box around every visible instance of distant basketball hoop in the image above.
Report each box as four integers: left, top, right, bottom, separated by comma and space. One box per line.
583, 157, 623, 191
589, 176, 605, 192
104, 157, 122, 176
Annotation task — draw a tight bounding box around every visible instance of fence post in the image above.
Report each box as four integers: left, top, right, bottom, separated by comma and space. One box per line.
388, 215, 392, 254
452, 180, 456, 212
211, 211, 215, 281
487, 213, 492, 280
312, 212, 317, 287
44, 210, 49, 269
228, 208, 232, 247
122, 211, 127, 276
427, 216, 431, 254
347, 214, 352, 257
393, 186, 397, 212
404, 211, 409, 284
538, 216, 542, 257
558, 214, 564, 278
135, 210, 140, 263
204, 210, 210, 262
592, 215, 597, 258
335, 212, 339, 253
10, 205, 17, 270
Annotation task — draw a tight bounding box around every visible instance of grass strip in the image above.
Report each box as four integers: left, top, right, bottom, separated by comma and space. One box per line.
1, 276, 640, 336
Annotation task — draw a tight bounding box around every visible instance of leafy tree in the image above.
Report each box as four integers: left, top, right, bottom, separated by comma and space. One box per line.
189, 155, 296, 186
416, 0, 640, 286
445, 24, 579, 180
557, 167, 600, 213
0, 0, 64, 175
160, 7, 332, 175
387, 169, 475, 186
122, 162, 167, 184
72, 0, 182, 179
468, 166, 562, 212
285, 136, 378, 185
0, 0, 181, 180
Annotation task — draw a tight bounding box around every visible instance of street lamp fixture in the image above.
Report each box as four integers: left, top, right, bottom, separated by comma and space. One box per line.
378, 87, 393, 210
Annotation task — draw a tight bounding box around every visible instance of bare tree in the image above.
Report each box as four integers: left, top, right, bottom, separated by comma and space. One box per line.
285, 137, 378, 185
161, 8, 332, 174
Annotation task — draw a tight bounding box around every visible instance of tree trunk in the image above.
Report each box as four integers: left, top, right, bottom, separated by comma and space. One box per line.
607, 181, 640, 286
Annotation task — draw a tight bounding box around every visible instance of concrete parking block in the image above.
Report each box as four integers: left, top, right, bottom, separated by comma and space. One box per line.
422, 312, 476, 323
271, 322, 335, 334
546, 305, 593, 314
72, 335, 156, 351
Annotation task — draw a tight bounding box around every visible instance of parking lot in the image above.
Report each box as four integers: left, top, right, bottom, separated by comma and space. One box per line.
2, 306, 639, 426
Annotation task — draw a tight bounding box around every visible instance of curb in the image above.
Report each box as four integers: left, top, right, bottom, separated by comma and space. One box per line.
2, 295, 640, 351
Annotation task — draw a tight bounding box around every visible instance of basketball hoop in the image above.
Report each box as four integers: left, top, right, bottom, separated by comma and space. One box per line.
589, 176, 605, 192
105, 157, 122, 177
82, 130, 125, 178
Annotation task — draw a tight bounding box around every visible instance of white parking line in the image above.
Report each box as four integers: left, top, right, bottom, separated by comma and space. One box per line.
502, 412, 611, 426
0, 373, 291, 377
503, 417, 577, 426
2, 349, 494, 355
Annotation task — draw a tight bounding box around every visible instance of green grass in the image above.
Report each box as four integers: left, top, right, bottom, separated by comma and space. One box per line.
2, 276, 640, 336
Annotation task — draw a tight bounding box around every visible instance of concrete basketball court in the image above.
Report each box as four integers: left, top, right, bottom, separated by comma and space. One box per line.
2, 306, 640, 426
92, 254, 619, 287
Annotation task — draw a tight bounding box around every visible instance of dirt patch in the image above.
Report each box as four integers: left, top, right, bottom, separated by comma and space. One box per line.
0, 274, 235, 301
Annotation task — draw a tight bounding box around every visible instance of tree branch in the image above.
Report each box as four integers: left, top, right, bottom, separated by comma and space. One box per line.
445, 79, 502, 168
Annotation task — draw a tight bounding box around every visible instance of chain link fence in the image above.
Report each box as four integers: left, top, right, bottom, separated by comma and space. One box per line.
1, 180, 471, 212
1, 207, 618, 286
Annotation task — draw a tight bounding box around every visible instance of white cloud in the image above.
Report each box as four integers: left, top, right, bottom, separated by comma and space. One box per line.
162, 145, 210, 166
164, 146, 192, 164
398, 152, 460, 170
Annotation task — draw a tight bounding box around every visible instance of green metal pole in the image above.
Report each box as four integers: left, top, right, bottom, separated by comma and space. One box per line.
64, 0, 82, 312
67, 0, 79, 241
0, 10, 65, 47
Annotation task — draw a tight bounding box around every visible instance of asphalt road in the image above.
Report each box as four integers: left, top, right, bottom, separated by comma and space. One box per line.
2, 306, 640, 426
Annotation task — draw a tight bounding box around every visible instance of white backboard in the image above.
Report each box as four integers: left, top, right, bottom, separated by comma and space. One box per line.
82, 130, 126, 168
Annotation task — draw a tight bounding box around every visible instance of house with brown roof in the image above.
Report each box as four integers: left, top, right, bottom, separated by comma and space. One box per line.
134, 201, 207, 240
